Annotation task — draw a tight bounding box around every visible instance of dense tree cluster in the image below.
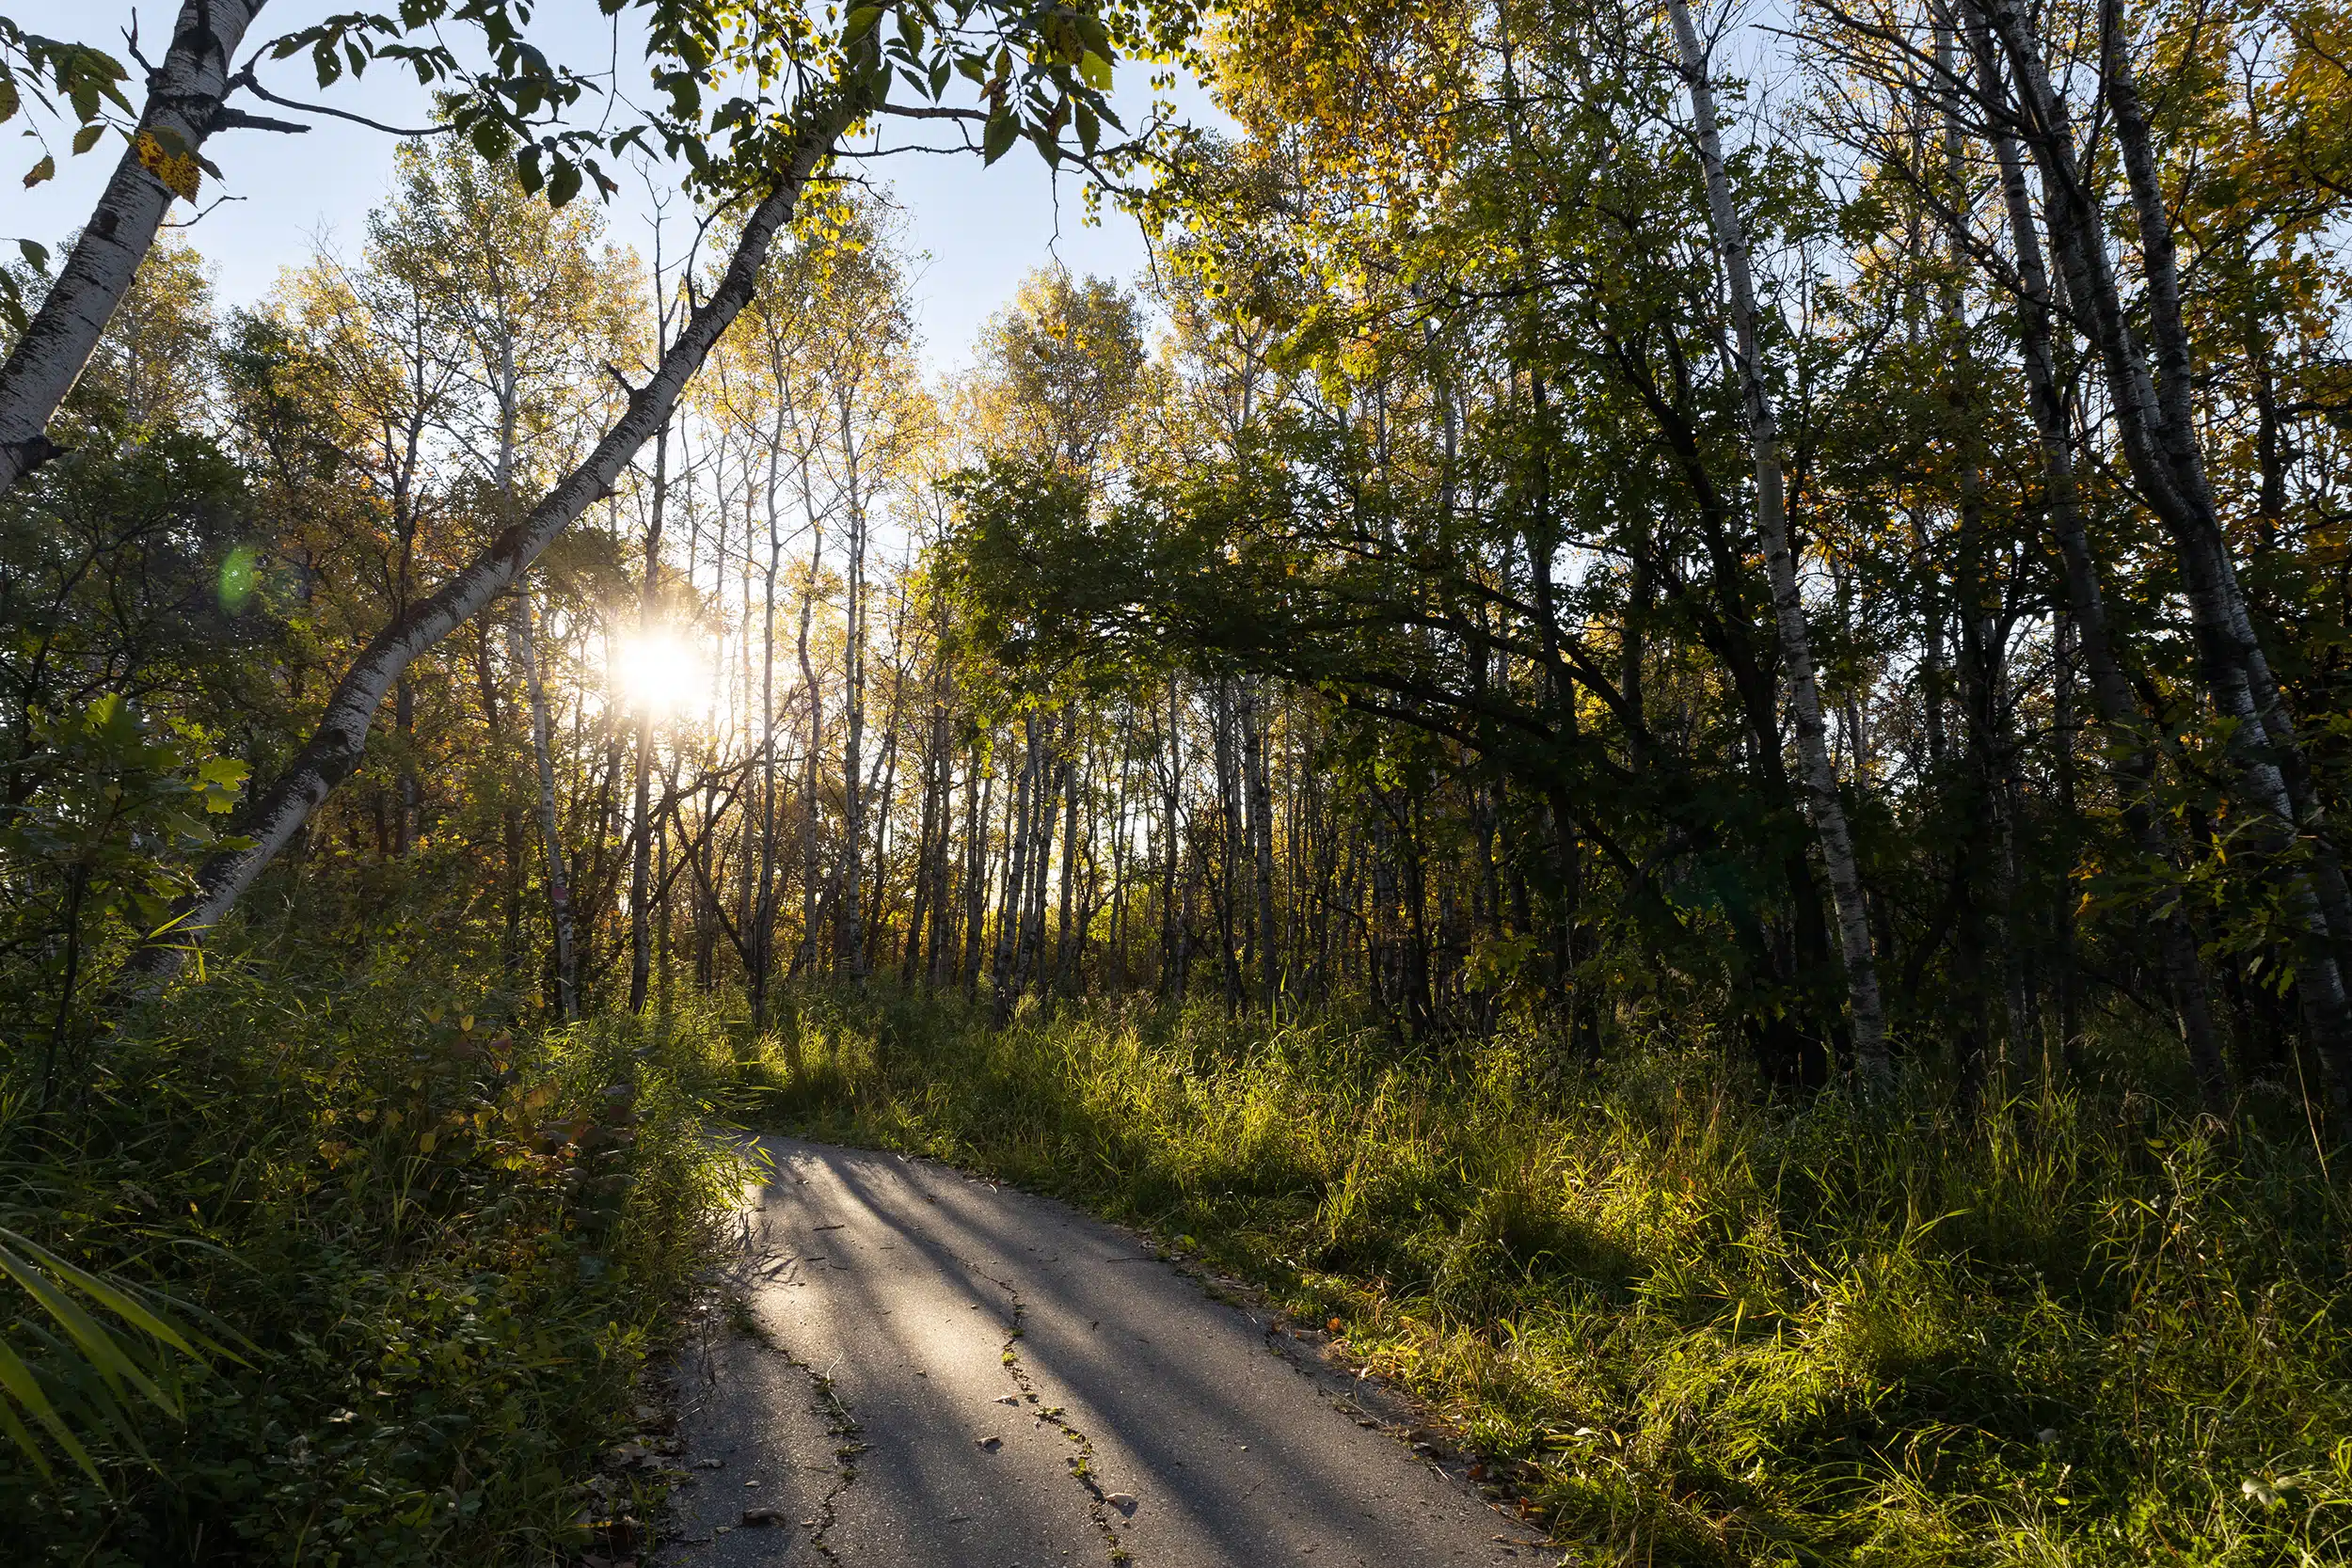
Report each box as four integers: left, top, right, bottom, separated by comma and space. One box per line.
956, 0, 2352, 1122
10, 0, 2352, 1198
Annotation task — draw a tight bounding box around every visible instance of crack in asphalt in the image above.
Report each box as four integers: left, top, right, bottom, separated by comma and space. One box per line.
964, 1255, 1133, 1567
798, 1358, 865, 1563
733, 1304, 865, 1564
675, 1142, 1570, 1567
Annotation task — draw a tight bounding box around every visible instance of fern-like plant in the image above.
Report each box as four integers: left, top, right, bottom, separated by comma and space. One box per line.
0, 1227, 237, 1481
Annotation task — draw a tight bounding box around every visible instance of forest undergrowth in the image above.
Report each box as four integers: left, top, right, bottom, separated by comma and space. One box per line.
747, 990, 2352, 1567
0, 950, 748, 1567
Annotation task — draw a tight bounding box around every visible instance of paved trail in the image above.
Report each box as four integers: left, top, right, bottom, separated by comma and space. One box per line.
663, 1137, 1560, 1567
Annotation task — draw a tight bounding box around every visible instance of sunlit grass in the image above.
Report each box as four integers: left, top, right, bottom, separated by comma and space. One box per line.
746, 991, 2352, 1566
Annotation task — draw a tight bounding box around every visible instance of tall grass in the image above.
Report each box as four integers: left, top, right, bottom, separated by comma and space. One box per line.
0, 963, 751, 1565
753, 991, 2352, 1565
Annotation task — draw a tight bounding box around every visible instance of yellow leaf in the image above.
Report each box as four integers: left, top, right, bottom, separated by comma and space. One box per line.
134, 131, 200, 200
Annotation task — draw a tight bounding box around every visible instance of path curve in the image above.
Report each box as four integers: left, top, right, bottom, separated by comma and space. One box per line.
662, 1136, 1559, 1567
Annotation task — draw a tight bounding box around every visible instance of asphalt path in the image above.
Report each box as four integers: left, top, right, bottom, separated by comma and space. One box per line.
661, 1136, 1561, 1567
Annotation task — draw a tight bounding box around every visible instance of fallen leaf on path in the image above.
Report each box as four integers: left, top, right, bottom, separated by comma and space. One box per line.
976, 1435, 1003, 1450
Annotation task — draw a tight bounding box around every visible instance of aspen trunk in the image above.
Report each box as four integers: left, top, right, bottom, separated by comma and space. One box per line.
1967, 20, 2230, 1107
1244, 679, 1279, 1009
961, 751, 991, 997
836, 419, 868, 979
510, 585, 578, 1021
1970, 0, 2352, 1094
1669, 0, 1888, 1079
0, 0, 268, 494
629, 416, 671, 1014
125, 102, 856, 985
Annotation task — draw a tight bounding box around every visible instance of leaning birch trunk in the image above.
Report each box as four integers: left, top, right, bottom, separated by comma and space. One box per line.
123, 103, 855, 987
1970, 0, 2352, 1096
1964, 16, 2230, 1108
0, 0, 267, 493
2093, 0, 2352, 980
1667, 0, 1889, 1080
510, 584, 579, 1021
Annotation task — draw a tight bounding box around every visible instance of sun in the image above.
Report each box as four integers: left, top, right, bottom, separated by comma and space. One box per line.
612, 627, 709, 724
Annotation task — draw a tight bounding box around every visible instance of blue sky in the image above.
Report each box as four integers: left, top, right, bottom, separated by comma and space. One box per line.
7, 1, 1213, 369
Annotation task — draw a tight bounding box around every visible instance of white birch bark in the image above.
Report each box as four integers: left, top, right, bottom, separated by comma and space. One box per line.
126, 103, 855, 985
1667, 0, 1890, 1079
0, 0, 269, 493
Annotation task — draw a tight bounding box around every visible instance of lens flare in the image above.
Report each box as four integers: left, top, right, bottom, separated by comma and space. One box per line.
612, 628, 707, 724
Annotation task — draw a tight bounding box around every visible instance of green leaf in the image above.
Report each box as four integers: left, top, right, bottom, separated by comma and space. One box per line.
0, 1338, 92, 1481
548, 157, 581, 209
3, 1232, 227, 1367
0, 76, 18, 125
982, 107, 1018, 166
71, 121, 103, 155
1080, 51, 1113, 93
469, 115, 510, 161
0, 1243, 175, 1416
17, 239, 47, 273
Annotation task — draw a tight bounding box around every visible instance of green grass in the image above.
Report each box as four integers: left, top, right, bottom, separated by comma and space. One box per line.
0, 964, 752, 1565
742, 990, 2352, 1566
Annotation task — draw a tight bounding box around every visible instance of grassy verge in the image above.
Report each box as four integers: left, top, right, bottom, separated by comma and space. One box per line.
744, 989, 2352, 1566
0, 965, 751, 1566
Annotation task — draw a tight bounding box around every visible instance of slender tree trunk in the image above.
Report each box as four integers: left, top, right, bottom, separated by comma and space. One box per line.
751, 452, 786, 1031
961, 748, 992, 997
629, 415, 672, 1014
128, 101, 858, 987
511, 586, 578, 1021
1968, 37, 2231, 1107
836, 424, 868, 980
1670, 0, 1889, 1081
795, 515, 826, 976
1245, 678, 1279, 1009
1970, 0, 2352, 1095
1160, 679, 1184, 997
993, 720, 1036, 1019
1054, 713, 1083, 998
